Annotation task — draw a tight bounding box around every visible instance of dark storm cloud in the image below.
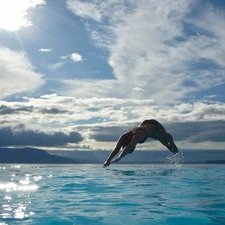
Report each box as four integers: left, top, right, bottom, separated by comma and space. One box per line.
0, 105, 68, 115
90, 120, 225, 143
0, 105, 34, 115
0, 125, 83, 147
90, 126, 131, 142
165, 120, 225, 143
40, 107, 68, 114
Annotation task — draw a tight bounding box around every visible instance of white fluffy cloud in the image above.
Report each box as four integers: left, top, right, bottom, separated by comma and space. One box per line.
60, 52, 82, 62
66, 0, 225, 104
1, 94, 225, 129
0, 47, 45, 98
38, 48, 52, 52
70, 53, 82, 62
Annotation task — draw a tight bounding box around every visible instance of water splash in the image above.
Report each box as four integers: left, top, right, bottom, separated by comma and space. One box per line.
165, 150, 185, 166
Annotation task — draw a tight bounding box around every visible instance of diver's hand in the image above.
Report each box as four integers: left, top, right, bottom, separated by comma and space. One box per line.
103, 160, 110, 168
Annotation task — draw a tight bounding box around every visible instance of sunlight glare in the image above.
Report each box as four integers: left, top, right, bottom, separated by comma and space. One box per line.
0, 182, 38, 192
0, 0, 45, 31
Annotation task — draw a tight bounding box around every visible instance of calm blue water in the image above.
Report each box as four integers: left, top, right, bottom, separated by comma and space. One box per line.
0, 164, 224, 225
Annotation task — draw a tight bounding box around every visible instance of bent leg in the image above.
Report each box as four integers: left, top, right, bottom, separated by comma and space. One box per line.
152, 122, 178, 153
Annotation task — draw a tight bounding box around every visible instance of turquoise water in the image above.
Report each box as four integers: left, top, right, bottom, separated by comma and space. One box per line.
0, 164, 224, 225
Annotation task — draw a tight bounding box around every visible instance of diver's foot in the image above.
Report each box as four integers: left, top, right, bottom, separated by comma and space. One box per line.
168, 143, 178, 154
173, 146, 178, 154
168, 145, 178, 154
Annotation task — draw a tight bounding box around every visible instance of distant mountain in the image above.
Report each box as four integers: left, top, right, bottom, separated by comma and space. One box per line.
1, 148, 225, 164
49, 149, 225, 164
0, 148, 76, 164
205, 160, 225, 164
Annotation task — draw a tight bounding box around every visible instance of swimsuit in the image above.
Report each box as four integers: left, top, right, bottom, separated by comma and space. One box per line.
143, 119, 159, 132
137, 127, 148, 143
128, 127, 148, 154
128, 120, 159, 154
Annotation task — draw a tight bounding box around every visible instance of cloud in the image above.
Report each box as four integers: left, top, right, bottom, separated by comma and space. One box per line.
70, 53, 82, 62
89, 120, 225, 145
50, 61, 65, 70
1, 94, 225, 127
0, 124, 83, 147
50, 51, 82, 71
169, 121, 225, 143
0, 105, 34, 115
132, 87, 144, 92
51, 52, 82, 70
89, 126, 132, 142
38, 48, 52, 52
66, 0, 102, 22
1, 94, 225, 149
67, 0, 128, 23
66, 0, 225, 104
0, 47, 45, 98
40, 107, 68, 114
60, 52, 82, 62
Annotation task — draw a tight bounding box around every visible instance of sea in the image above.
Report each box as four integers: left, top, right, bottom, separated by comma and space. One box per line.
0, 153, 225, 225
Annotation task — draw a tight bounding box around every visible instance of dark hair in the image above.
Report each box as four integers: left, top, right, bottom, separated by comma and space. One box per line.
122, 131, 133, 149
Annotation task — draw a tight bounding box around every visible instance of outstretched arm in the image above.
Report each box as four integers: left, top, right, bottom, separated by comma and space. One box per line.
103, 146, 120, 168
110, 134, 140, 164
110, 145, 135, 163
103, 132, 130, 168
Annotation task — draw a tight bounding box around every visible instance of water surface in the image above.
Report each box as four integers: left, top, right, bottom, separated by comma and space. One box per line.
0, 164, 224, 225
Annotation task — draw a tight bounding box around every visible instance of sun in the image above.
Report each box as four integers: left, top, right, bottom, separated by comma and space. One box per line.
0, 0, 45, 32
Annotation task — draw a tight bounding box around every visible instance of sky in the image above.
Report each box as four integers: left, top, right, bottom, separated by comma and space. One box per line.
0, 0, 225, 152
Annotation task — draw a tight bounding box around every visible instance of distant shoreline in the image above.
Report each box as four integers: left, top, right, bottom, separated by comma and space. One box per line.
1, 162, 225, 165
1, 148, 225, 164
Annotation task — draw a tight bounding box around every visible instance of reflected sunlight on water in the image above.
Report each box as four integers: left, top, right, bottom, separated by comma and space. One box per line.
0, 165, 38, 220
0, 181, 38, 192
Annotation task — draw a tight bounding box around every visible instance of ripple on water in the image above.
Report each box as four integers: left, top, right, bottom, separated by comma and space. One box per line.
0, 165, 225, 225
